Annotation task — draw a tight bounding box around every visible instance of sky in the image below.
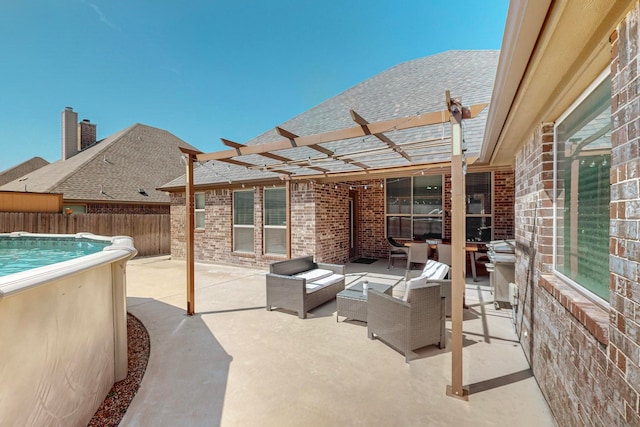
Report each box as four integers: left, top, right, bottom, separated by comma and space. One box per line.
0, 0, 509, 172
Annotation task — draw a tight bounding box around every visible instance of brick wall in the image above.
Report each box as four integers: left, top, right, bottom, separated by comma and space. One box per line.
510, 7, 640, 424
290, 182, 317, 259
609, 7, 640, 424
312, 183, 350, 264
170, 171, 514, 267
170, 192, 186, 259
171, 183, 351, 268
493, 170, 515, 240
353, 180, 386, 259
86, 202, 169, 214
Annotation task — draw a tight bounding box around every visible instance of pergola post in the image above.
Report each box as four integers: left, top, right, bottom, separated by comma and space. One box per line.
183, 149, 196, 315
446, 91, 469, 401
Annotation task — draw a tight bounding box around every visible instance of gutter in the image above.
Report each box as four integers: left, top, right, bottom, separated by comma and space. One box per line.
479, 0, 552, 165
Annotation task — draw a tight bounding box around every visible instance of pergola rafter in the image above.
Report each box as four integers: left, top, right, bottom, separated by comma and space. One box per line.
194, 104, 487, 180
350, 109, 412, 162
196, 104, 486, 163
276, 126, 373, 172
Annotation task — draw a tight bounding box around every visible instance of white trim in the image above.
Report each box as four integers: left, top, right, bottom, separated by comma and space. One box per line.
481, 0, 552, 163
554, 69, 610, 125
263, 187, 287, 255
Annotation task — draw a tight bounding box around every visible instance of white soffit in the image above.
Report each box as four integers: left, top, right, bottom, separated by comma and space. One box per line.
484, 0, 635, 166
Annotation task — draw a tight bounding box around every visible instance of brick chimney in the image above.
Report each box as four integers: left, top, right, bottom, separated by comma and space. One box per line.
78, 119, 97, 150
61, 107, 78, 160
61, 108, 98, 160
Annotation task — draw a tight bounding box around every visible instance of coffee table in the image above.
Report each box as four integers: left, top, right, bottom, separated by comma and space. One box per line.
336, 281, 393, 323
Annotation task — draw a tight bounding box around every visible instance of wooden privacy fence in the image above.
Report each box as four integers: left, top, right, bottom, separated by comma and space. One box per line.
0, 213, 170, 257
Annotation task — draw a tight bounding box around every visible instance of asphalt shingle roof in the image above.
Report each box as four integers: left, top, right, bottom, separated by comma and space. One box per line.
0, 157, 49, 186
162, 50, 499, 189
1, 124, 199, 203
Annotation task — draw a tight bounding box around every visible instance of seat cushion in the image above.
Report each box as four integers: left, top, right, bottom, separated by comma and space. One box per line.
295, 268, 334, 282
306, 274, 344, 293
305, 283, 324, 293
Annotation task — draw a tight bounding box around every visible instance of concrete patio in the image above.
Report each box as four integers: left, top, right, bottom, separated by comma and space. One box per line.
120, 256, 556, 426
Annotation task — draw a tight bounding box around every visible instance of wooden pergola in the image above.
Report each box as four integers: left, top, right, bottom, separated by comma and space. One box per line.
181, 91, 481, 400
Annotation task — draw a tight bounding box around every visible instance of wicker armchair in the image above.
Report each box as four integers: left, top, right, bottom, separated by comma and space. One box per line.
367, 283, 445, 363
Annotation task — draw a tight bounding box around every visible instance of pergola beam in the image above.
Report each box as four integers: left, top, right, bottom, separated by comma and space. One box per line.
196, 105, 486, 163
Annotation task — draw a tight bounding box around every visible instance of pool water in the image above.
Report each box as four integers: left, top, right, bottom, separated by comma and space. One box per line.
0, 236, 110, 277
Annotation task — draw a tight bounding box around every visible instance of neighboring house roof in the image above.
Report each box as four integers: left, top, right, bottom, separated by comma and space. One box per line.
0, 124, 199, 203
0, 157, 49, 186
161, 50, 499, 190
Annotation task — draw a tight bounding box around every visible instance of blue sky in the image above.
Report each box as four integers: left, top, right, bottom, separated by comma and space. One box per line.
0, 0, 508, 172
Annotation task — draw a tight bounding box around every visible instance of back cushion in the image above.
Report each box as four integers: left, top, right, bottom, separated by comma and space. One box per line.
403, 275, 428, 302
270, 256, 315, 275
422, 260, 449, 280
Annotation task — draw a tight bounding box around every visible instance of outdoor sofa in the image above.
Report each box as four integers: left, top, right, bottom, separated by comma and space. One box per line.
266, 256, 345, 319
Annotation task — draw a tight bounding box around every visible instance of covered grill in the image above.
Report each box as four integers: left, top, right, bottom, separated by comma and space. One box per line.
486, 239, 516, 309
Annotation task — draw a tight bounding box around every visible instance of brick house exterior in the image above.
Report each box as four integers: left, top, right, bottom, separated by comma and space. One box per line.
482, 1, 640, 425
163, 50, 509, 267
168, 171, 514, 268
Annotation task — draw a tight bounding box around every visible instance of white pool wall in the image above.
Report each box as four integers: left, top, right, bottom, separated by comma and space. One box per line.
0, 232, 137, 427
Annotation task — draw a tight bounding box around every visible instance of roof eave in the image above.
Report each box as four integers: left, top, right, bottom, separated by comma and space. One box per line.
479, 0, 552, 166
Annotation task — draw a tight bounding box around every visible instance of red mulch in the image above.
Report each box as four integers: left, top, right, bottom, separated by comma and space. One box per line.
87, 313, 150, 427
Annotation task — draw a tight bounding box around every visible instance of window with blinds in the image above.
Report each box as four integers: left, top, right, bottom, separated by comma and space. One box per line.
554, 73, 611, 303
195, 193, 205, 229
233, 190, 254, 252
264, 187, 287, 255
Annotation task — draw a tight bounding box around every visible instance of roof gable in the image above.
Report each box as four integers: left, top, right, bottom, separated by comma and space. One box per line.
0, 157, 49, 186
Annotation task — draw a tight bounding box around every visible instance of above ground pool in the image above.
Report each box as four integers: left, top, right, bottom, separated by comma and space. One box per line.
0, 231, 137, 426
0, 234, 111, 277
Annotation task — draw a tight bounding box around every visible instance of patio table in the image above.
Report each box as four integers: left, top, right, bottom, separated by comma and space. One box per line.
336, 281, 393, 323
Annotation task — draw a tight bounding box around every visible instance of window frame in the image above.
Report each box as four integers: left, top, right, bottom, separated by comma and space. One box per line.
194, 192, 205, 230
263, 187, 287, 256
385, 173, 494, 243
465, 171, 494, 242
552, 68, 611, 307
385, 176, 444, 241
62, 204, 87, 214
232, 189, 255, 253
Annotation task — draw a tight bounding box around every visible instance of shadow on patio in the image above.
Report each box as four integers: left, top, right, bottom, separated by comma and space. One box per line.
121, 256, 556, 426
